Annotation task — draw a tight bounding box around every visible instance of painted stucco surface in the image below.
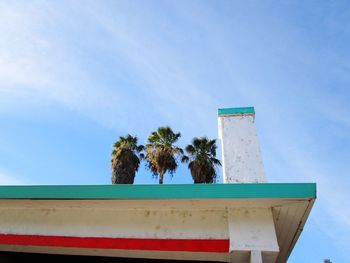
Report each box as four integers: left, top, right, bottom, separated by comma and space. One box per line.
0, 194, 315, 263
0, 205, 228, 239
218, 115, 266, 183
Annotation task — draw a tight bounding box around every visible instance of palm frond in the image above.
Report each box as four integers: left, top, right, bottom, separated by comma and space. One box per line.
174, 147, 184, 155
181, 155, 189, 163
192, 137, 202, 149
185, 144, 195, 155
210, 157, 221, 166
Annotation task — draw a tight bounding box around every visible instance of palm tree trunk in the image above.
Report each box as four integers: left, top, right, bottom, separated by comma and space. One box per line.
159, 172, 164, 184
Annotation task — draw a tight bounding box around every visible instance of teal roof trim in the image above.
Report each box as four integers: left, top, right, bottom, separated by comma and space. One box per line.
0, 183, 316, 200
218, 107, 255, 116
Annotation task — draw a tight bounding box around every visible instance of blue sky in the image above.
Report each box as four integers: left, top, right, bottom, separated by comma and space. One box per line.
0, 0, 349, 261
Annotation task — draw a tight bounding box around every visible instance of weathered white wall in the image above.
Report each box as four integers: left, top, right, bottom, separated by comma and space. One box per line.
0, 197, 312, 263
218, 115, 266, 183
227, 208, 279, 252
218, 110, 279, 262
0, 206, 228, 239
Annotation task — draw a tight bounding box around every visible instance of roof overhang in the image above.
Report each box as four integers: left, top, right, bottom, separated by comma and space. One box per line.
0, 184, 316, 263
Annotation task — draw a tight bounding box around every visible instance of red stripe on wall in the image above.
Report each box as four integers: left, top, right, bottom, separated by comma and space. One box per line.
0, 234, 229, 253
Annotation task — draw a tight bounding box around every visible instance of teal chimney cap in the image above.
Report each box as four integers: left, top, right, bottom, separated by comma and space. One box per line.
218, 107, 255, 116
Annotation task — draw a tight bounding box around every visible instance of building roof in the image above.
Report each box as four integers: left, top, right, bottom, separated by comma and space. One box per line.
0, 183, 316, 200
0, 183, 316, 263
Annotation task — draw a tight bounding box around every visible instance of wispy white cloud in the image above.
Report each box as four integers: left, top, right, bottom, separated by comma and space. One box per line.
0, 1, 131, 130
81, 2, 220, 135
0, 1, 220, 135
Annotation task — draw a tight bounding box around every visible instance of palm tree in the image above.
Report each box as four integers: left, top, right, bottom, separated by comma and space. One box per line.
182, 137, 221, 184
111, 135, 144, 184
145, 126, 183, 184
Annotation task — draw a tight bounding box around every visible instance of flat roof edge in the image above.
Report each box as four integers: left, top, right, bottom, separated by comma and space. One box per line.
0, 183, 316, 200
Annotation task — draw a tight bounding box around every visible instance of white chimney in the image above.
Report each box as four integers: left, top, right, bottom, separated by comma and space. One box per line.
218, 107, 267, 183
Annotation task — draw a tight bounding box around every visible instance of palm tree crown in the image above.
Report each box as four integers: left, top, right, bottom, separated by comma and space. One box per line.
182, 137, 221, 184
145, 126, 183, 184
111, 135, 144, 184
